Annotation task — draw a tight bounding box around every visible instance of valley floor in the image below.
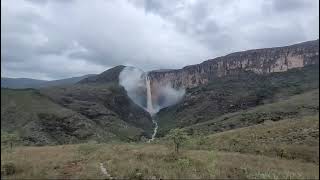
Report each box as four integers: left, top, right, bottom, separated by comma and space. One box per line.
1, 143, 319, 179
2, 114, 319, 179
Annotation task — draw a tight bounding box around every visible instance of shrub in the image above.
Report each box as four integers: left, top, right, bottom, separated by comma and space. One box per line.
128, 168, 144, 180
1, 132, 20, 150
177, 158, 191, 169
1, 162, 16, 175
167, 129, 188, 154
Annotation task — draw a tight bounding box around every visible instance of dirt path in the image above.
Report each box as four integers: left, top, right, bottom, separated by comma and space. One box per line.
100, 162, 112, 179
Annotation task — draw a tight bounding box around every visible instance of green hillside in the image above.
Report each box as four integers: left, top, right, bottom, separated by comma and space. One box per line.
1, 87, 149, 145
184, 89, 319, 135
184, 114, 319, 163
155, 65, 319, 136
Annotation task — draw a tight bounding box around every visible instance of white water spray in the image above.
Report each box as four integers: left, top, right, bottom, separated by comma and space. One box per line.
119, 67, 185, 142
146, 75, 158, 142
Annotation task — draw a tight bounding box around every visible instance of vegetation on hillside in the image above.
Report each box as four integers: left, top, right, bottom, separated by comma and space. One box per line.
185, 89, 319, 136
40, 83, 153, 137
167, 129, 188, 153
1, 132, 21, 150
1, 62, 318, 179
1, 87, 148, 145
184, 114, 319, 164
155, 65, 319, 136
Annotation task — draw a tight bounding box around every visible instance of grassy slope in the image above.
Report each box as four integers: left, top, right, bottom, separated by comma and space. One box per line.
1, 64, 319, 179
156, 65, 319, 136
1, 89, 65, 132
40, 83, 153, 137
185, 114, 319, 163
1, 89, 319, 179
1, 88, 145, 145
179, 90, 319, 164
185, 89, 319, 135
1, 143, 318, 179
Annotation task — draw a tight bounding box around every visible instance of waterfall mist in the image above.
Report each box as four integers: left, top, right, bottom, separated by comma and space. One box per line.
119, 66, 185, 114
119, 66, 185, 141
153, 84, 185, 113
119, 66, 146, 109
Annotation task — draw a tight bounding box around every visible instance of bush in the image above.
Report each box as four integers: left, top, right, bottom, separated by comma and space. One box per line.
167, 129, 188, 153
128, 168, 144, 180
177, 158, 191, 169
1, 132, 20, 150
1, 162, 16, 175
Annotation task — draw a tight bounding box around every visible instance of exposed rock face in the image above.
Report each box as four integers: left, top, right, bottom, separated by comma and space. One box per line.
149, 40, 319, 90
154, 64, 319, 137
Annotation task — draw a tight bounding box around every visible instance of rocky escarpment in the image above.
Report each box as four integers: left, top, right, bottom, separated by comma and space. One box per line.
149, 39, 319, 90
154, 63, 319, 137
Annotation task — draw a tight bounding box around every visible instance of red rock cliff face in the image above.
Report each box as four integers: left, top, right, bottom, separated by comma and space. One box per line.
149, 40, 319, 90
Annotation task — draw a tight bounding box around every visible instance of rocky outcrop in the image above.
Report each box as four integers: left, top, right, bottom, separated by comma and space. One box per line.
149, 40, 319, 90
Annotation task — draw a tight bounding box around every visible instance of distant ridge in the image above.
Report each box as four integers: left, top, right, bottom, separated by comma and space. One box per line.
1, 74, 95, 89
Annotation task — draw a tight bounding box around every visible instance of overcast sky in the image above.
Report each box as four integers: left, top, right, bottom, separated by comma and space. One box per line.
1, 0, 319, 80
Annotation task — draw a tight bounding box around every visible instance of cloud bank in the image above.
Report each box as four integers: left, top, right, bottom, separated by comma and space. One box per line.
1, 0, 319, 80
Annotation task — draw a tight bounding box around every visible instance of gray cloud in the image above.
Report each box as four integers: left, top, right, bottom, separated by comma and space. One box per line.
131, 0, 318, 53
272, 0, 312, 12
25, 0, 75, 5
1, 0, 319, 80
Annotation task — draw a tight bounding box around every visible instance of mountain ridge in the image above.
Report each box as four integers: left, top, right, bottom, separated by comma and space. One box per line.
1, 74, 96, 89
148, 39, 319, 91
1, 39, 319, 146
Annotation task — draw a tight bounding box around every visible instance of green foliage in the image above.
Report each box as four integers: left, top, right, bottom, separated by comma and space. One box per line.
177, 158, 191, 169
167, 129, 188, 153
156, 65, 319, 135
127, 168, 144, 180
185, 114, 319, 163
1, 132, 20, 149
1, 162, 16, 175
245, 169, 304, 180
1, 86, 150, 146
185, 89, 319, 137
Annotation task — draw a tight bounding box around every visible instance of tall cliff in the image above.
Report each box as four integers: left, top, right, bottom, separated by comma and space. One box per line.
149, 39, 319, 90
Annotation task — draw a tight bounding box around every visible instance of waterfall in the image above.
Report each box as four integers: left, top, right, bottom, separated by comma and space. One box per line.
146, 75, 158, 142
146, 75, 154, 114
119, 67, 185, 142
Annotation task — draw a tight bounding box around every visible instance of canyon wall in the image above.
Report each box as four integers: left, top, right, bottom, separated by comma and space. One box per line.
149, 40, 319, 91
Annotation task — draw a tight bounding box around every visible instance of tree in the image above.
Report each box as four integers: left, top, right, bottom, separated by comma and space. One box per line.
168, 129, 188, 154
1, 132, 20, 150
